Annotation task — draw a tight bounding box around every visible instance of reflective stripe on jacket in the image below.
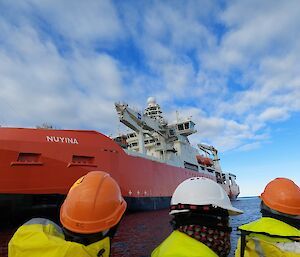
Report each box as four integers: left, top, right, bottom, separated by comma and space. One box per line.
151, 230, 218, 257
235, 217, 300, 257
8, 218, 110, 257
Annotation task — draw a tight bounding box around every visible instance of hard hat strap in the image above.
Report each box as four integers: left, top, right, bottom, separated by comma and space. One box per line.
62, 227, 107, 246
170, 204, 229, 216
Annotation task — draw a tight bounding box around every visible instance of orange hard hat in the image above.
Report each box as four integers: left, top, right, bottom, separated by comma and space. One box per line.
260, 177, 300, 215
60, 171, 127, 234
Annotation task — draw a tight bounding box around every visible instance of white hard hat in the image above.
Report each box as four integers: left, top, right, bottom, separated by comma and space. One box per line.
170, 177, 243, 216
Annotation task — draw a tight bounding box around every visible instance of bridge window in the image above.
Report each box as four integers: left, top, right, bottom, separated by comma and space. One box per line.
178, 124, 184, 130
169, 129, 175, 136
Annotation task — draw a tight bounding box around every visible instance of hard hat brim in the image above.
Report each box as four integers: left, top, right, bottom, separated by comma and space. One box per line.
169, 204, 243, 216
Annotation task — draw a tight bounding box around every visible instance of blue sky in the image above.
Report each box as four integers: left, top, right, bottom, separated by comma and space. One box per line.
0, 0, 299, 196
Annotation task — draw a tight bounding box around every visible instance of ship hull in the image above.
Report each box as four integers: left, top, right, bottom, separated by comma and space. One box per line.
0, 127, 235, 217
125, 196, 171, 211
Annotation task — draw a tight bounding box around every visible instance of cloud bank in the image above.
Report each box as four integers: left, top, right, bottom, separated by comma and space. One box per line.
0, 0, 299, 151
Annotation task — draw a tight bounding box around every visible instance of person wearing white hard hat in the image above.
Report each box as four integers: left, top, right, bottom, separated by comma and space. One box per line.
151, 177, 243, 257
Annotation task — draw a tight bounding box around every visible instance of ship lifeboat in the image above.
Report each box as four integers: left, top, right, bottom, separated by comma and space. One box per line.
196, 155, 213, 167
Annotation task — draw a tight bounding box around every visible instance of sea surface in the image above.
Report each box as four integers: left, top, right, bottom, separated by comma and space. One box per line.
0, 197, 261, 257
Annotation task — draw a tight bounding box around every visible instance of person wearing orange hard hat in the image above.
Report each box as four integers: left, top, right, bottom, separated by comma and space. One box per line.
8, 171, 127, 257
235, 177, 300, 257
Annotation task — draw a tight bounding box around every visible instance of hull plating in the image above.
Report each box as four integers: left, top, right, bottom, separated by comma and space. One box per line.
0, 127, 224, 212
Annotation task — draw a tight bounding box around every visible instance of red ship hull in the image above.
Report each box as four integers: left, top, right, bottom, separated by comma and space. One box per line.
0, 127, 216, 217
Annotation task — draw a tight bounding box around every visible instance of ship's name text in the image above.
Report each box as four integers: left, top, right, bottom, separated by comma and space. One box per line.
46, 136, 79, 144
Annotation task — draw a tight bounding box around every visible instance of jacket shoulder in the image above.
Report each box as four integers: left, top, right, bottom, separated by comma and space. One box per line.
151, 231, 218, 257
239, 217, 300, 237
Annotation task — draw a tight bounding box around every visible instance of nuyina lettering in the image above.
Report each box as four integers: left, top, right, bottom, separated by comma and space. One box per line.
46, 136, 79, 144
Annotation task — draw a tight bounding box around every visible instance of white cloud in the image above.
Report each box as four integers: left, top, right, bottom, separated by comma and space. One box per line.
258, 107, 289, 123
161, 62, 195, 95
142, 1, 217, 50
236, 142, 261, 152
218, 0, 300, 67
71, 53, 123, 99
197, 1, 300, 150
0, 14, 125, 132
29, 0, 123, 44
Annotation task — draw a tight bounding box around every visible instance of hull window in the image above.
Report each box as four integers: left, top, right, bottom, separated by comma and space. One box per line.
68, 155, 97, 167
17, 153, 41, 162
11, 152, 43, 166
184, 161, 198, 171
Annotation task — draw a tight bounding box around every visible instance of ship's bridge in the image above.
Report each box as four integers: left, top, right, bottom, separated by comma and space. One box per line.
174, 120, 196, 136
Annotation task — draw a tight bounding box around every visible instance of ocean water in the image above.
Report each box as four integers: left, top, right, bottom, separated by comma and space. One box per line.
112, 196, 262, 257
229, 197, 261, 256
0, 197, 261, 257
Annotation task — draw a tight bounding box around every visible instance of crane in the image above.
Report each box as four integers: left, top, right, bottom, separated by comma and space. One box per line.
197, 143, 221, 171
115, 102, 167, 154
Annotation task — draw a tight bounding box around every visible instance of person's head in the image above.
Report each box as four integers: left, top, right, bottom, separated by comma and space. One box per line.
60, 171, 127, 245
260, 177, 300, 228
170, 177, 243, 257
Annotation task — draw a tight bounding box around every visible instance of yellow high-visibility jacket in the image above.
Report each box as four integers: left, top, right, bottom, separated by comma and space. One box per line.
8, 218, 110, 257
235, 217, 300, 257
151, 230, 218, 257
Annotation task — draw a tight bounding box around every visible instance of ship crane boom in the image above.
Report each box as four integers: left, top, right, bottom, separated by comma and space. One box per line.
197, 143, 221, 171
115, 102, 167, 153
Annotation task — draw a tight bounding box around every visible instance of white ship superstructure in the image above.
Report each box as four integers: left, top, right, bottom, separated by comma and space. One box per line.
114, 97, 240, 199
